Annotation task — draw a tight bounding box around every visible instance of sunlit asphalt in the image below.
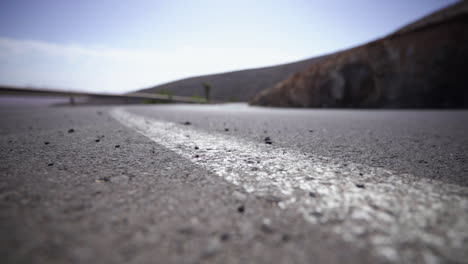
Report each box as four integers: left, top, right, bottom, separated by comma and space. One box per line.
1, 103, 467, 263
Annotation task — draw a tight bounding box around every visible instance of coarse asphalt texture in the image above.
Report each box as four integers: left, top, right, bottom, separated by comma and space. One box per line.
1, 103, 467, 264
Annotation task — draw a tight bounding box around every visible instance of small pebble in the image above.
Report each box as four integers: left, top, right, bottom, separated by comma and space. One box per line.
194, 146, 199, 150
95, 139, 100, 142
44, 141, 50, 145
220, 233, 230, 241
308, 192, 316, 198
310, 212, 323, 217
182, 121, 191, 125
99, 177, 110, 182
115, 145, 120, 148
237, 205, 245, 213
47, 163, 54, 166
68, 129, 75, 133
355, 183, 365, 188
224, 128, 229, 132
264, 137, 272, 144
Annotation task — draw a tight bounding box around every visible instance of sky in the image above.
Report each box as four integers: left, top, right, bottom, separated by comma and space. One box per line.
0, 0, 459, 93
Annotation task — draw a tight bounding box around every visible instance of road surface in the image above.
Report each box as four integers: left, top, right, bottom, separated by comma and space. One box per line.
1, 103, 467, 264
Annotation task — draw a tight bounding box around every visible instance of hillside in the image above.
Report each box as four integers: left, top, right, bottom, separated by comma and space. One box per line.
137, 56, 328, 102
250, 1, 468, 108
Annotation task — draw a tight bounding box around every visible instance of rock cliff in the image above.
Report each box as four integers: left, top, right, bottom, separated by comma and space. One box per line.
250, 2, 468, 108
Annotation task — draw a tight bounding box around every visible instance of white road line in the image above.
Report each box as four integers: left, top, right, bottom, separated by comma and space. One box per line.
110, 107, 468, 263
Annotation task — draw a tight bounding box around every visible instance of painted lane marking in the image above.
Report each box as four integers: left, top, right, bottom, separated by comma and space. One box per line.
110, 107, 468, 263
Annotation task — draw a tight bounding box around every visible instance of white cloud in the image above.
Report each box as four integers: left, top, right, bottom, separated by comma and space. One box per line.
0, 37, 303, 93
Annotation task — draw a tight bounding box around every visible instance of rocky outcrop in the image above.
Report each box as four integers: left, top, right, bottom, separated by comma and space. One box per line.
250, 2, 468, 108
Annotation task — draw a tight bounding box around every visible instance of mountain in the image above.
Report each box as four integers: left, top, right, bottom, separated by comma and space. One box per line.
137, 56, 329, 102
249, 1, 468, 108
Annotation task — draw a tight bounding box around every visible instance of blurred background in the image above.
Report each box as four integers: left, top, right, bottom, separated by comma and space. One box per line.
0, 0, 457, 92
1, 0, 466, 107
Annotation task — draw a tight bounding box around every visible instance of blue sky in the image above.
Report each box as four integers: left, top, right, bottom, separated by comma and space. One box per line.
0, 0, 458, 93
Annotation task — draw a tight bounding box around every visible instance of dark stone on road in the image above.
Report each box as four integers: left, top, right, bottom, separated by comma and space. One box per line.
194, 146, 199, 150
220, 233, 230, 241
44, 141, 50, 145
47, 163, 54, 166
225, 128, 229, 132
237, 205, 245, 213
310, 212, 323, 218
308, 192, 316, 198
355, 184, 365, 189
182, 121, 191, 125
115, 145, 120, 148
264, 137, 272, 144
67, 128, 75, 133
99, 177, 110, 182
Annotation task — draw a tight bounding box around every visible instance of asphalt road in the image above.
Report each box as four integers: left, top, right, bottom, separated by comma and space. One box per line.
1, 103, 467, 264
